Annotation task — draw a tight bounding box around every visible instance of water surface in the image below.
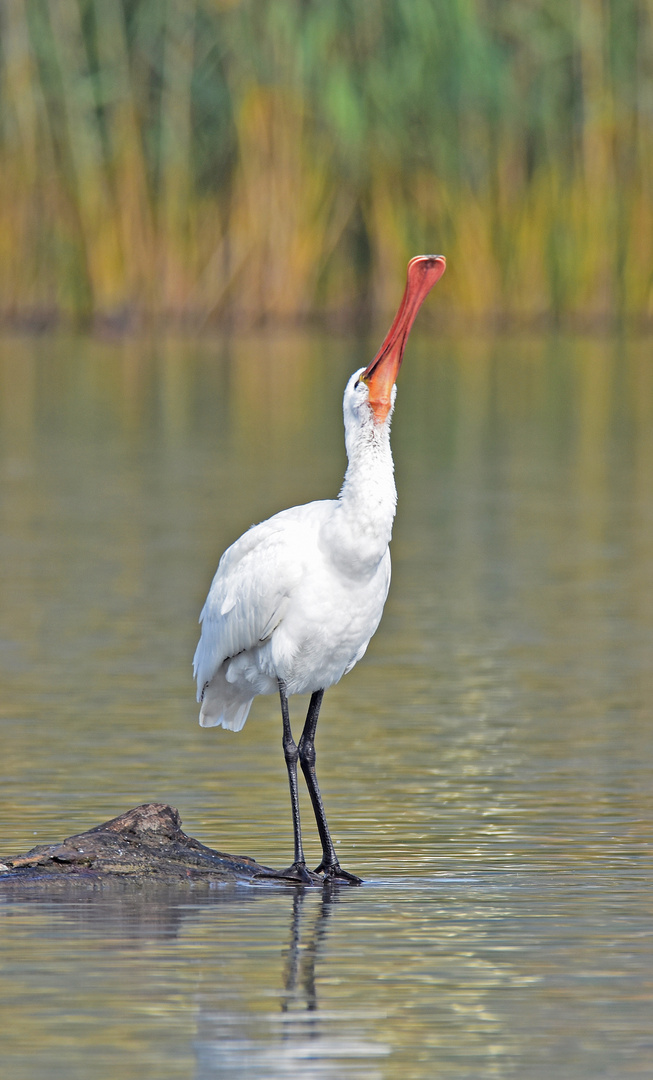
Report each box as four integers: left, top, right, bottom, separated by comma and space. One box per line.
1, 330, 652, 1078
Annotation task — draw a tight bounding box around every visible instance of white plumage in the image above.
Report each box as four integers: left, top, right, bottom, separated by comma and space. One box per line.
193, 385, 394, 730
193, 255, 446, 884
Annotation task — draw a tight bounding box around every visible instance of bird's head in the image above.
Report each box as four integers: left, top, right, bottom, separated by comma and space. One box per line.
345, 255, 447, 429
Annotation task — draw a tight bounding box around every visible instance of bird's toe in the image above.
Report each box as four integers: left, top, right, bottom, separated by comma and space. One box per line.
254, 861, 323, 886
315, 861, 363, 886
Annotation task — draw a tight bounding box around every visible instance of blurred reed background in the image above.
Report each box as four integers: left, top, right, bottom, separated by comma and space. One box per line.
0, 0, 651, 327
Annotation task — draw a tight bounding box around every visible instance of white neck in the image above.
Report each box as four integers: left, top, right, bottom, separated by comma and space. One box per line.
340, 418, 396, 529
321, 409, 397, 577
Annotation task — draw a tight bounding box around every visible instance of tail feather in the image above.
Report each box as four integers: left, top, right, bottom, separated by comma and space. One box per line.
198, 665, 254, 732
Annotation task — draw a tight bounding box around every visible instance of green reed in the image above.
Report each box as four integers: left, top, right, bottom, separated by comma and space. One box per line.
0, 0, 651, 324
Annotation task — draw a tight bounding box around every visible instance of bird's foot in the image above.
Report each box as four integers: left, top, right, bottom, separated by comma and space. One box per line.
254, 861, 323, 886
314, 860, 363, 886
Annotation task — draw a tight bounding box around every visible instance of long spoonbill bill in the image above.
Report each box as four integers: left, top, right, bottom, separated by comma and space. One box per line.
194, 254, 447, 884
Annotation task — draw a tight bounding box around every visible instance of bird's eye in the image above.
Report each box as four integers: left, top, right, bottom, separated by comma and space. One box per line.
354, 378, 360, 389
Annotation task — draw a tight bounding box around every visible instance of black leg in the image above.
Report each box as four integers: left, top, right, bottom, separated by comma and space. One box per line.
298, 690, 362, 884
280, 679, 306, 868
255, 680, 320, 884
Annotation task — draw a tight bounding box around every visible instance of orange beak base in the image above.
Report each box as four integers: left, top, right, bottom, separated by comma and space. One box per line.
361, 255, 446, 423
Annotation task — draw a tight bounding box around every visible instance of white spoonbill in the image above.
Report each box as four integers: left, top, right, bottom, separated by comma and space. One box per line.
194, 254, 446, 884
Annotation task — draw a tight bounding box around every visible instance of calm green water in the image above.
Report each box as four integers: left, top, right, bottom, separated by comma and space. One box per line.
1, 330, 652, 1078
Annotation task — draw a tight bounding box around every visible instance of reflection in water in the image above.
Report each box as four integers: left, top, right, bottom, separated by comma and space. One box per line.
3, 866, 652, 1080
280, 882, 355, 1022
0, 880, 387, 1079
1, 330, 653, 1078
194, 884, 387, 1080
281, 886, 327, 1016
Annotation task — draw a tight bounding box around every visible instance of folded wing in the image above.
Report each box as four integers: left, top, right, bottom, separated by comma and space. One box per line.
193, 514, 305, 729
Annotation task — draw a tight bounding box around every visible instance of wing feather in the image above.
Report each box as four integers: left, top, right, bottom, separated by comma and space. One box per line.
193, 514, 305, 699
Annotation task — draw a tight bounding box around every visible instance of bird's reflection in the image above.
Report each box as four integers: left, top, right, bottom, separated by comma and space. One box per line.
194, 883, 386, 1080
281, 882, 339, 1018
